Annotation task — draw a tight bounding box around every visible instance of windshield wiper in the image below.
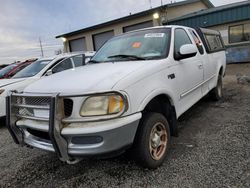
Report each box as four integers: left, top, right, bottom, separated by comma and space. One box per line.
108, 54, 146, 60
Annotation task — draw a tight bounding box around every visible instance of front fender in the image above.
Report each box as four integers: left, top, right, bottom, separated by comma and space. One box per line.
138, 88, 177, 112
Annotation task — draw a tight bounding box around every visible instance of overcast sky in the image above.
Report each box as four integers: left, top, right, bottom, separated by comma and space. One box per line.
0, 0, 247, 64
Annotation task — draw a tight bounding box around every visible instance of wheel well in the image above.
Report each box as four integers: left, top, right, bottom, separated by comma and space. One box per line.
219, 67, 223, 76
142, 94, 178, 136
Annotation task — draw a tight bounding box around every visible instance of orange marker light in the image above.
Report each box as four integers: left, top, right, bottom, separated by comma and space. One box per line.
108, 95, 124, 114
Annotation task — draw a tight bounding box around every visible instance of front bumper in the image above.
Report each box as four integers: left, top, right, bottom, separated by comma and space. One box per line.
20, 114, 140, 156
6, 93, 141, 162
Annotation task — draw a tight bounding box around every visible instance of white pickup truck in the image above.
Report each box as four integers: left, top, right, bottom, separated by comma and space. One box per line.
0, 52, 94, 123
7, 26, 226, 169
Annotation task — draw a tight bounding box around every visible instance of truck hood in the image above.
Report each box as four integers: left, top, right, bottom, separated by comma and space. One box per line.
24, 61, 148, 94
0, 78, 26, 88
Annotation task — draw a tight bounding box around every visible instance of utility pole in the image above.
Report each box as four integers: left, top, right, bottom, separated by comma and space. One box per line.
39, 37, 44, 57
149, 0, 152, 8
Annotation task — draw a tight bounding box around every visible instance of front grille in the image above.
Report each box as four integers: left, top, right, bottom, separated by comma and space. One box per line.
12, 96, 51, 106
11, 96, 51, 120
64, 99, 73, 117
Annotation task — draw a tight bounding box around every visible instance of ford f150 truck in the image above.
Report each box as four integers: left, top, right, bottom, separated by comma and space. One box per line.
6, 26, 226, 169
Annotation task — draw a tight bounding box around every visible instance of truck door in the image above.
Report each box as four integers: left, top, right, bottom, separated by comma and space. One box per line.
173, 28, 204, 113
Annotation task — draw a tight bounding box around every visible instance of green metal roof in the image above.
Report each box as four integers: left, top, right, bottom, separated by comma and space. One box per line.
165, 1, 250, 28
56, 0, 213, 38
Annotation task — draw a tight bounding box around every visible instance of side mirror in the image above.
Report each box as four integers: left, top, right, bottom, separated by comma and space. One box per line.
176, 44, 197, 60
45, 69, 52, 76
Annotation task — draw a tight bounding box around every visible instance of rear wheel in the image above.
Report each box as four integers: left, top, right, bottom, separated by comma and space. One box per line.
210, 74, 223, 101
132, 113, 170, 169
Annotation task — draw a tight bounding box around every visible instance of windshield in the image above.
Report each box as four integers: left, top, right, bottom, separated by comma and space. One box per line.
91, 28, 171, 62
0, 64, 17, 77
13, 60, 51, 78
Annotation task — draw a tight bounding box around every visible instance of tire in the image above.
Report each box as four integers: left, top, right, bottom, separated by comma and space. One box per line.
210, 74, 223, 101
132, 112, 170, 169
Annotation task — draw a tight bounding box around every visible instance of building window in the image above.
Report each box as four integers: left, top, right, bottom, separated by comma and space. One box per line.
229, 23, 250, 43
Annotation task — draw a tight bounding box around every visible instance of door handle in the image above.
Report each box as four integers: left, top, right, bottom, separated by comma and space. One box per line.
197, 64, 203, 69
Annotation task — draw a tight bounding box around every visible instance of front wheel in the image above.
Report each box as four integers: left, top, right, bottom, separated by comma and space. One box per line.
132, 113, 170, 169
210, 74, 223, 101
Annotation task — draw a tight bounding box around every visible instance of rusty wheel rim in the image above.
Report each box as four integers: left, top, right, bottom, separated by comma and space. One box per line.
149, 122, 168, 161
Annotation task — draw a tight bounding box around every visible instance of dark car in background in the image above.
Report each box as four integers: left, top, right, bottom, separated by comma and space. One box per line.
0, 59, 37, 79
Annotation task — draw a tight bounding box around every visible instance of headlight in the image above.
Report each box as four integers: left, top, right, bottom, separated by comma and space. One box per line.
80, 93, 126, 117
0, 89, 5, 95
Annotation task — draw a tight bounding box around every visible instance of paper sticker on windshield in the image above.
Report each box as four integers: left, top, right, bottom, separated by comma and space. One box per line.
144, 33, 165, 38
132, 42, 141, 48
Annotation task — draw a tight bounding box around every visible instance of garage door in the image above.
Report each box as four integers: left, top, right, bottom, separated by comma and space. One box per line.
123, 21, 153, 33
93, 30, 114, 50
69, 37, 87, 52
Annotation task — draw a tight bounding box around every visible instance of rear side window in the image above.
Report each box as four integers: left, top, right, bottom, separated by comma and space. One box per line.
174, 28, 192, 59
205, 34, 224, 52
189, 29, 204, 55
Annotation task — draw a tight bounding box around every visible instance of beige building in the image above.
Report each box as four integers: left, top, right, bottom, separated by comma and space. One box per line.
167, 1, 250, 63
56, 0, 213, 52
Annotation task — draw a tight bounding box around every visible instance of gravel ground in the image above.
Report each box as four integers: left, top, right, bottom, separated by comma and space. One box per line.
0, 64, 249, 188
